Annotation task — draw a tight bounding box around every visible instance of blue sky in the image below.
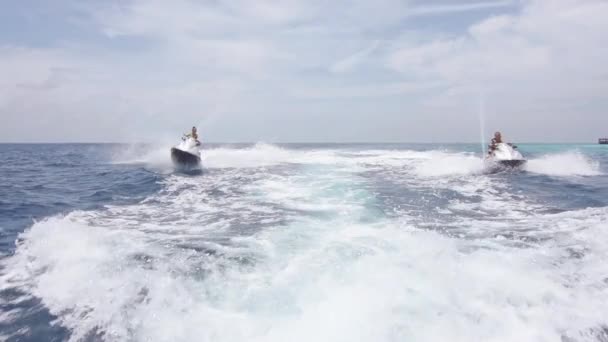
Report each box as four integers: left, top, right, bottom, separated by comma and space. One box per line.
1, 0, 607, 142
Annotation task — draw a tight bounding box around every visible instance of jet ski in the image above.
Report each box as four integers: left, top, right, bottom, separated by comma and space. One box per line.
171, 136, 202, 170
485, 142, 526, 171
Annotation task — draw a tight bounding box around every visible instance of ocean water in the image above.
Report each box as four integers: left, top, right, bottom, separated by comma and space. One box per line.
0, 143, 607, 342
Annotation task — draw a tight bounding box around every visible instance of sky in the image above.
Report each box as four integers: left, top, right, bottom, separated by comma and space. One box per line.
0, 0, 607, 143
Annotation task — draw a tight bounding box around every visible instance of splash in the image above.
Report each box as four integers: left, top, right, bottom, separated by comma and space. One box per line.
2, 144, 607, 341
203, 143, 294, 168
110, 143, 174, 172
526, 152, 601, 176
4, 199, 608, 341
111, 143, 339, 170
479, 94, 487, 155
413, 151, 485, 177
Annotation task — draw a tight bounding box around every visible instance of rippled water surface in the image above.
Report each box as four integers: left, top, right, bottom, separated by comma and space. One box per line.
1, 143, 607, 341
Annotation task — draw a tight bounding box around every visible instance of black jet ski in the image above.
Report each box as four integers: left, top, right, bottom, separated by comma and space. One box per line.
171, 137, 202, 170
494, 159, 527, 168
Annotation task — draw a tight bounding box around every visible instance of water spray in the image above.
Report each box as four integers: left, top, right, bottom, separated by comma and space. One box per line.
479, 93, 486, 156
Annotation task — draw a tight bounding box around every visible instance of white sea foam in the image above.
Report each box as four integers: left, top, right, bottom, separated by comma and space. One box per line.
203, 143, 295, 168
413, 151, 485, 177
110, 143, 175, 173
526, 151, 601, 176
2, 145, 607, 342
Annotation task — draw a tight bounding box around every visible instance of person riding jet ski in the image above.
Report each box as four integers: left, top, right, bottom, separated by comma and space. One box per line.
486, 131, 526, 169
488, 131, 509, 154
171, 126, 203, 170
185, 126, 201, 146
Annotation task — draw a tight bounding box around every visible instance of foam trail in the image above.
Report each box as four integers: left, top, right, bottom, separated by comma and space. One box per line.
111, 143, 297, 170
203, 143, 294, 168
413, 151, 484, 177
526, 152, 601, 176
5, 207, 608, 341
111, 143, 174, 172
2, 144, 607, 342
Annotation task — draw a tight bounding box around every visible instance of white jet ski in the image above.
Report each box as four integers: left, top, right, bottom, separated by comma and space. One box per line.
171, 136, 202, 170
485, 143, 526, 170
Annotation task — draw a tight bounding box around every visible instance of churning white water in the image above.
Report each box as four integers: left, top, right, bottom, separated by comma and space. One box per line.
2, 144, 607, 342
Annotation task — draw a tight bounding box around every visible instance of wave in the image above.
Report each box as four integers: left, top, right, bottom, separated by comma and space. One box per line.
413, 151, 485, 177
110, 143, 175, 173
4, 205, 608, 341
203, 143, 295, 168
2, 142, 608, 341
111, 143, 326, 170
525, 151, 601, 176
109, 144, 520, 180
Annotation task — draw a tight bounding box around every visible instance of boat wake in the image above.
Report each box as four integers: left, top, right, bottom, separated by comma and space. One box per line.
1, 144, 607, 342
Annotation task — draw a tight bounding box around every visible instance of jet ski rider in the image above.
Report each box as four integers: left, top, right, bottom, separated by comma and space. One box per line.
488, 131, 516, 155
488, 131, 502, 155
185, 126, 201, 146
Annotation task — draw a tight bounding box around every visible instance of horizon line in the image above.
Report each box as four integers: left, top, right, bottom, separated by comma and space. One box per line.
0, 141, 601, 145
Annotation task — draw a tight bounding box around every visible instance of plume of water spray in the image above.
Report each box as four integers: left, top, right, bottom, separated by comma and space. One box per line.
478, 94, 486, 156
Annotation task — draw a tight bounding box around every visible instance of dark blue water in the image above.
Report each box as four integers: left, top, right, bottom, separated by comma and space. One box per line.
1, 143, 607, 341
0, 144, 162, 254
0, 144, 163, 341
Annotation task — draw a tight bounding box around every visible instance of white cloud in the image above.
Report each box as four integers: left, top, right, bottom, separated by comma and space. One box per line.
1, 0, 607, 142
408, 1, 514, 16
387, 0, 608, 104
329, 41, 381, 74
291, 81, 443, 99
